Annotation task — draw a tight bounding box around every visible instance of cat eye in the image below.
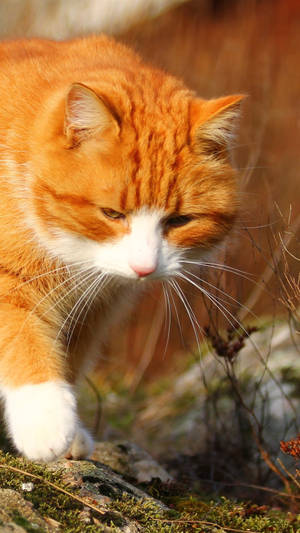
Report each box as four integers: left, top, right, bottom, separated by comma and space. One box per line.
164, 214, 193, 230
101, 208, 125, 220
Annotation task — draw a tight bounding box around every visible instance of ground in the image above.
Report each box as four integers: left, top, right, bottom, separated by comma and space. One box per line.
0, 440, 298, 532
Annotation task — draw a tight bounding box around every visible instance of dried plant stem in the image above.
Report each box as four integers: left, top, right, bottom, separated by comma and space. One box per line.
85, 375, 103, 435
223, 366, 294, 498
252, 434, 293, 496
156, 518, 260, 532
239, 213, 300, 323
238, 222, 298, 322
277, 457, 300, 490
0, 462, 106, 516
199, 478, 300, 500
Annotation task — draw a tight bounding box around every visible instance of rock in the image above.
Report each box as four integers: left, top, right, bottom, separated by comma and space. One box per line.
0, 488, 53, 531
49, 456, 166, 508
0, 443, 170, 532
0, 525, 29, 533
91, 441, 172, 483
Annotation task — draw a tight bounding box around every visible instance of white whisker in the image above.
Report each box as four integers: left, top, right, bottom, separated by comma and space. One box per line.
177, 271, 239, 332
162, 282, 172, 359
179, 259, 253, 280
16, 265, 96, 341
165, 281, 185, 348
66, 273, 109, 353
183, 269, 258, 320
50, 270, 102, 353
168, 278, 203, 355
8, 259, 93, 295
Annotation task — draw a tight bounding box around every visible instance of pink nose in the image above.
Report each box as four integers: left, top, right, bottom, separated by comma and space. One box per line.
130, 264, 156, 277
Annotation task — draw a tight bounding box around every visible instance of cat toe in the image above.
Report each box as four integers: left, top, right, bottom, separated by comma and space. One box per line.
65, 425, 94, 460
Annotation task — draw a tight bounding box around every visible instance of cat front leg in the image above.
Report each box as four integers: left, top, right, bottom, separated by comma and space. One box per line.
0, 303, 80, 461
4, 380, 78, 461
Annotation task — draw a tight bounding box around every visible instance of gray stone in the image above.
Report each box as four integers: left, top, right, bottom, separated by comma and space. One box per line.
0, 488, 51, 531
91, 440, 172, 483
0, 442, 170, 532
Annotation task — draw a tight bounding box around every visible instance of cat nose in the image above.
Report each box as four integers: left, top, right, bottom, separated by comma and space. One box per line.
130, 264, 156, 277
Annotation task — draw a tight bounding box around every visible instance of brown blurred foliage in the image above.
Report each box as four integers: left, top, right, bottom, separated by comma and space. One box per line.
104, 0, 300, 384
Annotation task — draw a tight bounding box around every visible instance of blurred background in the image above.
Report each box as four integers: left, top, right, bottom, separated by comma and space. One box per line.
0, 0, 299, 502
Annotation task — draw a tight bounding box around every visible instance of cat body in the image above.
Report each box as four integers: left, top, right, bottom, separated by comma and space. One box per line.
0, 35, 243, 461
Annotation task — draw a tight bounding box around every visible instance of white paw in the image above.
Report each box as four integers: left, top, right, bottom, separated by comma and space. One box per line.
4, 381, 78, 462
66, 425, 94, 460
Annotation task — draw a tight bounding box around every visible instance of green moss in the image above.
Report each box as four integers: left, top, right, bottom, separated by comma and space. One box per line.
194, 496, 295, 532
0, 451, 298, 533
0, 452, 107, 532
111, 496, 171, 532
112, 485, 300, 533
12, 511, 46, 533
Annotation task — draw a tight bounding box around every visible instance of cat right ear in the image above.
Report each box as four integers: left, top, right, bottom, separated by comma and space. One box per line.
190, 94, 246, 159
64, 83, 119, 148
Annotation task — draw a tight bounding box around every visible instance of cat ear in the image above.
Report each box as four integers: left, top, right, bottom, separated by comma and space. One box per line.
190, 94, 246, 158
64, 83, 119, 147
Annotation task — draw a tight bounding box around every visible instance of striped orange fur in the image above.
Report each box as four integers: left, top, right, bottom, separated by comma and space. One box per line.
0, 35, 244, 461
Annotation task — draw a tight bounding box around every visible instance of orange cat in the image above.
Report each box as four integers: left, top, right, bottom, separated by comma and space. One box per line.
0, 35, 243, 461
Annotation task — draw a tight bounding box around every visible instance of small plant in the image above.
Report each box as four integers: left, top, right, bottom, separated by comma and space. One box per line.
204, 324, 258, 361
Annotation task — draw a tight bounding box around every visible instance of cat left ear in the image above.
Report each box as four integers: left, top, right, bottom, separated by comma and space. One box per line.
64, 83, 119, 147
190, 94, 246, 158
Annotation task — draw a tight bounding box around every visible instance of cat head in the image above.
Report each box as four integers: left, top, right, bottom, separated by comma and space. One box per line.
27, 73, 244, 281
